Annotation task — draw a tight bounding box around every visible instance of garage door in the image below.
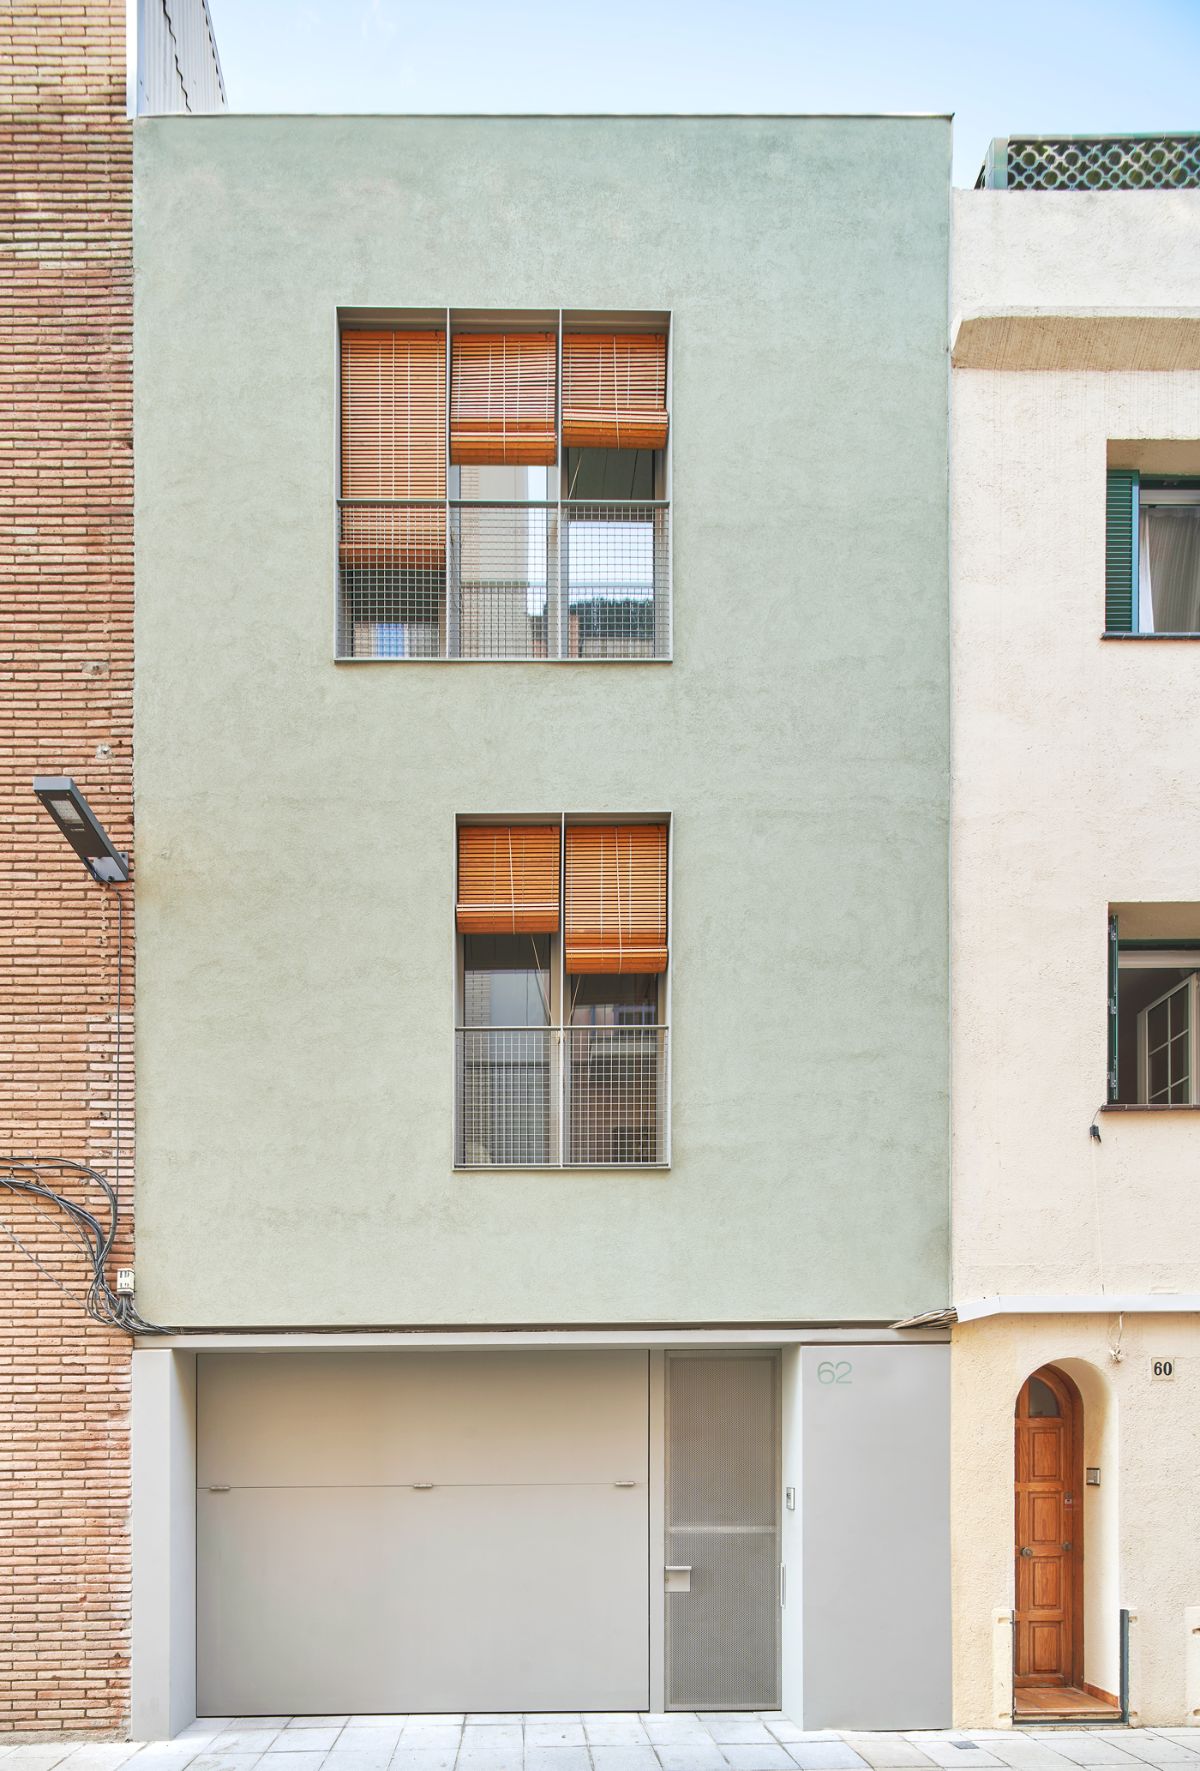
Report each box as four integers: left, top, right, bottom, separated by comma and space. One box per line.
196, 1350, 649, 1716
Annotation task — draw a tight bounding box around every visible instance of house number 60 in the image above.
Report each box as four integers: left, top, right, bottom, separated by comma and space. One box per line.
817, 1360, 853, 1385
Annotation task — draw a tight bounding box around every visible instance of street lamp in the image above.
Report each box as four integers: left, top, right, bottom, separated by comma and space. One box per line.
32, 776, 129, 883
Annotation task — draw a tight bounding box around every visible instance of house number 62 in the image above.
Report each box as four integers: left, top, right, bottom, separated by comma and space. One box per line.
817, 1360, 853, 1385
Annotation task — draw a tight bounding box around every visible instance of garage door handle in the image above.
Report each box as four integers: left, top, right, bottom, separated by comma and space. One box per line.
614, 1479, 637, 1488
207, 1485, 230, 1493
665, 1565, 692, 1593
411, 1482, 435, 1490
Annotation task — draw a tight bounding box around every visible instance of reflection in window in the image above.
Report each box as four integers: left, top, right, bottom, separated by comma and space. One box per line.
1027, 1376, 1061, 1417
1139, 491, 1200, 634
463, 934, 550, 1027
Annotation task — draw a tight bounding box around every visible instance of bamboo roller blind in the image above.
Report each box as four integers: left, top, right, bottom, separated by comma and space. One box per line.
564, 824, 668, 974
341, 330, 447, 568
450, 333, 558, 466
456, 825, 561, 935
562, 333, 669, 452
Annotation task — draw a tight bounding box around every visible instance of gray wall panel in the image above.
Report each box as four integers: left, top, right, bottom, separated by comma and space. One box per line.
801, 1344, 951, 1729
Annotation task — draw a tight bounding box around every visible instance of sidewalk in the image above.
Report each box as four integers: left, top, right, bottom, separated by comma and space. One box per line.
4, 1715, 1200, 1771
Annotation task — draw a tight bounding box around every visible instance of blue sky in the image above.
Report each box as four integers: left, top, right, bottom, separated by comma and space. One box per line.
207, 0, 1200, 186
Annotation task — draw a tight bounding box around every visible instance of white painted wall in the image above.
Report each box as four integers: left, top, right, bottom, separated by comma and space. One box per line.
950, 185, 1200, 1728
131, 1349, 197, 1739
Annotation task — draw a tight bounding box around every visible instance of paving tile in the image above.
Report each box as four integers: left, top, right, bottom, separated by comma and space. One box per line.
321, 1753, 391, 1771
655, 1747, 728, 1771
284, 1728, 345, 1736
588, 1750, 662, 1771
522, 1752, 591, 1771
223, 1728, 290, 1736
394, 1733, 461, 1754
331, 1735, 398, 1759
185, 1757, 265, 1771
463, 1721, 517, 1729
455, 1753, 523, 1771
722, 1749, 800, 1771
60, 1751, 145, 1771
268, 1739, 338, 1757
1, 1756, 77, 1770
840, 1739, 936, 1768
400, 1722, 464, 1731
1089, 1739, 1200, 1766
901, 1745, 1003, 1770
523, 1727, 585, 1750
584, 1720, 651, 1746
1027, 1742, 1139, 1767
213, 1741, 283, 1759
522, 1718, 580, 1727
1146, 1740, 1200, 1754
787, 1749, 870, 1771
460, 1730, 523, 1754
388, 1754, 457, 1771
708, 1725, 778, 1747
252, 1758, 325, 1771
645, 1723, 714, 1744
766, 1732, 841, 1748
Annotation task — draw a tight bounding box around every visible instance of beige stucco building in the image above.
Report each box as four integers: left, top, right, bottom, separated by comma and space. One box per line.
950, 141, 1200, 1728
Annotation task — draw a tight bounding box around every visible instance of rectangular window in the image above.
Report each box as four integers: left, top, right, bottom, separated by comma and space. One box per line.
1108, 907, 1200, 1104
1105, 470, 1200, 633
454, 818, 670, 1167
338, 311, 671, 662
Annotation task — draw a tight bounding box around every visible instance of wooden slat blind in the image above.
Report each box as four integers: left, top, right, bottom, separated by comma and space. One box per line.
456, 825, 561, 934
562, 333, 669, 453
564, 824, 668, 974
450, 333, 557, 466
341, 330, 446, 500
1105, 469, 1138, 633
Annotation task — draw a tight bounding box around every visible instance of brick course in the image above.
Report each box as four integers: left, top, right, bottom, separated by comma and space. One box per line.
0, 0, 134, 1735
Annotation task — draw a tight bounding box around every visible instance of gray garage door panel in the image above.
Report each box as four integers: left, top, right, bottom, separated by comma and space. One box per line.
196, 1352, 650, 1715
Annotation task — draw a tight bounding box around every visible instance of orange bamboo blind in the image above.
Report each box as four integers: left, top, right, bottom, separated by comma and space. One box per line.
456, 825, 561, 935
564, 824, 668, 974
341, 330, 446, 500
450, 333, 558, 466
561, 333, 668, 453
341, 330, 446, 568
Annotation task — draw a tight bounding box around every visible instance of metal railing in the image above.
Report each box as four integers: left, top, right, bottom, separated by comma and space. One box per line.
337, 500, 670, 661
978, 134, 1200, 191
455, 1024, 669, 1167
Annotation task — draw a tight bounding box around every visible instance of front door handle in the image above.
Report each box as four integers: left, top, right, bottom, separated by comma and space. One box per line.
1019, 1546, 1033, 1557
1062, 1541, 1072, 1552
665, 1564, 692, 1593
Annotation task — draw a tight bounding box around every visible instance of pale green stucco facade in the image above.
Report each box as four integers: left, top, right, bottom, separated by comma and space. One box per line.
133, 115, 950, 1326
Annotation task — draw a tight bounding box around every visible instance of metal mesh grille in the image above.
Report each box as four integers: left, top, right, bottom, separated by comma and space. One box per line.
339, 501, 669, 660
455, 1028, 555, 1167
1004, 136, 1200, 191
455, 1026, 667, 1166
666, 1354, 780, 1712
566, 1025, 666, 1165
338, 503, 445, 657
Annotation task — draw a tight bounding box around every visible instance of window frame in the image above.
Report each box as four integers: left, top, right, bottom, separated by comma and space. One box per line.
453, 811, 673, 1170
1137, 972, 1200, 1105
336, 308, 673, 664
1105, 469, 1200, 636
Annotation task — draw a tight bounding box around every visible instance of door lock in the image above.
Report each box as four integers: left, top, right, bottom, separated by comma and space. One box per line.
1019, 1546, 1033, 1557
1062, 1541, 1073, 1552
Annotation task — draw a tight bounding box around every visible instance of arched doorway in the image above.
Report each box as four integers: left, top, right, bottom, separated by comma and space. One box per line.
1014, 1366, 1083, 1700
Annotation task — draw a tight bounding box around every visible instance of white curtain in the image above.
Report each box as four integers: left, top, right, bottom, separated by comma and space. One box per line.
1142, 504, 1200, 633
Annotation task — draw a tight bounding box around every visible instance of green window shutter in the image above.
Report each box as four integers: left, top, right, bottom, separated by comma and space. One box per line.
1108, 913, 1120, 1103
1105, 470, 1138, 632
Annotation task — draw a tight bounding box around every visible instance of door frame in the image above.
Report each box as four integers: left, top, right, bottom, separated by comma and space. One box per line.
1013, 1362, 1084, 1692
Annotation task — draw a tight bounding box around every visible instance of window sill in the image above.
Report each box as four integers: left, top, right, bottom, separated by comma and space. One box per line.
454, 1164, 671, 1173
1100, 1103, 1200, 1112
1101, 632, 1200, 641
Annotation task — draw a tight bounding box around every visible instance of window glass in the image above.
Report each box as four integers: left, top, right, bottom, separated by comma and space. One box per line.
565, 447, 655, 501
1027, 1376, 1061, 1417
462, 933, 550, 1027
1140, 494, 1200, 633
569, 973, 658, 1026
456, 463, 550, 503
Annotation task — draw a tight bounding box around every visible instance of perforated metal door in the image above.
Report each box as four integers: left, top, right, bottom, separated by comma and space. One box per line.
665, 1352, 780, 1710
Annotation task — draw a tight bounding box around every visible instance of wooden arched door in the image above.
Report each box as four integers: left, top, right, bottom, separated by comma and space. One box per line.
1014, 1366, 1082, 1691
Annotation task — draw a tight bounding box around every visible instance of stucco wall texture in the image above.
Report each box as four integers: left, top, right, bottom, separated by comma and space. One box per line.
133, 116, 950, 1328
952, 192, 1200, 1300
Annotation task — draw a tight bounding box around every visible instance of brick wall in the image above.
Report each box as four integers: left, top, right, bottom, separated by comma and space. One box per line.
0, 0, 134, 1735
